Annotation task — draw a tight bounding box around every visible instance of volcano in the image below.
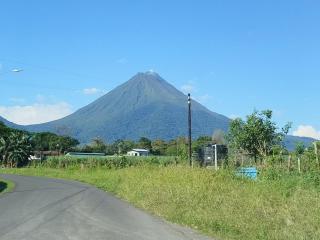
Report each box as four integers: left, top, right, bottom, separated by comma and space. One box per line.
15, 71, 230, 142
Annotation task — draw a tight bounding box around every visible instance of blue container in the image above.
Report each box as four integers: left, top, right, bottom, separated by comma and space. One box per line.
237, 167, 258, 180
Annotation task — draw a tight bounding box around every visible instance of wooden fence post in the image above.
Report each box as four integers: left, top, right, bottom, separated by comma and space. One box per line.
288, 155, 291, 172
298, 157, 301, 173
314, 142, 319, 167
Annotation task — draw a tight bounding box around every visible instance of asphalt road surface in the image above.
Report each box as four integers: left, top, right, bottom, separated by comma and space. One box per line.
0, 174, 213, 240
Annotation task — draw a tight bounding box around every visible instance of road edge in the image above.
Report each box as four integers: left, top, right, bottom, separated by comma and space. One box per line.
0, 177, 15, 196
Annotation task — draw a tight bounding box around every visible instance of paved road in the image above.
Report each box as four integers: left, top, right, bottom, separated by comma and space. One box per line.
0, 174, 212, 240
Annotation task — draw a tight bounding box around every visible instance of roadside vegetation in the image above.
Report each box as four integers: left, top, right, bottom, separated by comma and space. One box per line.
3, 166, 320, 240
0, 110, 320, 240
0, 122, 79, 167
0, 178, 14, 195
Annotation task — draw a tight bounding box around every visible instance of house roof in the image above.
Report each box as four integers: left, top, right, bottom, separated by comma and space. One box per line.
66, 152, 106, 156
132, 149, 149, 152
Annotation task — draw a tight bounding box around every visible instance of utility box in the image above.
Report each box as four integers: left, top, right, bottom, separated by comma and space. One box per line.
199, 144, 228, 169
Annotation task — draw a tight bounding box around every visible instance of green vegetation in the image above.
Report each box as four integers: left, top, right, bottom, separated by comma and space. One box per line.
77, 136, 192, 156
31, 132, 79, 153
0, 122, 79, 167
2, 166, 320, 240
0, 178, 15, 195
228, 110, 291, 161
31, 155, 179, 169
1, 109, 320, 239
0, 122, 32, 167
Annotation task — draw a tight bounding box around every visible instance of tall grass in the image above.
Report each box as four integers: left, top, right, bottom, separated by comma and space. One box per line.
30, 155, 180, 169
2, 165, 320, 240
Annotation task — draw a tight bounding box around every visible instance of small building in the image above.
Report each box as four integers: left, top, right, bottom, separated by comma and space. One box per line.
65, 152, 106, 157
127, 149, 150, 157
30, 151, 60, 160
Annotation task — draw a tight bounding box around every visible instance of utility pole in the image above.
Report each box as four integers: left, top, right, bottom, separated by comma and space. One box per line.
314, 142, 319, 167
188, 93, 192, 167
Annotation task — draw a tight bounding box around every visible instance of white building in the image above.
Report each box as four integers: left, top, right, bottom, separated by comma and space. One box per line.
127, 149, 150, 156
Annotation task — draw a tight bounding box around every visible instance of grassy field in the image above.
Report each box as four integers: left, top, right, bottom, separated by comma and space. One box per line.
1, 165, 320, 240
0, 178, 15, 195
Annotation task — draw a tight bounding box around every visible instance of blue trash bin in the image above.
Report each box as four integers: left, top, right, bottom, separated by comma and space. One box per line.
237, 167, 258, 180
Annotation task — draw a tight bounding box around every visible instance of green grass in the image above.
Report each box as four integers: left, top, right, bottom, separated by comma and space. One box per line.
1, 166, 320, 240
0, 178, 15, 195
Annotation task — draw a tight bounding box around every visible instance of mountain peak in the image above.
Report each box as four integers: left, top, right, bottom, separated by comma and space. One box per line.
145, 69, 159, 76
133, 71, 162, 80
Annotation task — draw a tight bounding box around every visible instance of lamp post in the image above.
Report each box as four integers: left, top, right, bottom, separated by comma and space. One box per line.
188, 93, 192, 167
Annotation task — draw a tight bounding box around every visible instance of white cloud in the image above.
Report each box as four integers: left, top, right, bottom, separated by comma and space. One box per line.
181, 84, 195, 94
83, 88, 106, 95
0, 102, 73, 125
293, 125, 320, 140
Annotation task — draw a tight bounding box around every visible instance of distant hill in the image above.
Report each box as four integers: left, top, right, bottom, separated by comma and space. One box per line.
16, 71, 230, 142
0, 116, 19, 129
284, 135, 316, 151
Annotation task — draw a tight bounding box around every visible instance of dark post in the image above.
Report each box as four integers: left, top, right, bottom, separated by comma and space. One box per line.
188, 93, 192, 167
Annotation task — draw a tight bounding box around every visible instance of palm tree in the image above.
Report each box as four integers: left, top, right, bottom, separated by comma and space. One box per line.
0, 131, 32, 167
0, 136, 13, 166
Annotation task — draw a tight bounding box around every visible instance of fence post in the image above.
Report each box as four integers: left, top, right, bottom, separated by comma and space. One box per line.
314, 142, 319, 167
241, 154, 244, 167
288, 155, 291, 172
298, 157, 301, 173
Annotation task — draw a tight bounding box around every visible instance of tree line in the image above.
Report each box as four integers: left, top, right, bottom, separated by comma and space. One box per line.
1, 109, 319, 168
74, 130, 227, 157
0, 122, 79, 167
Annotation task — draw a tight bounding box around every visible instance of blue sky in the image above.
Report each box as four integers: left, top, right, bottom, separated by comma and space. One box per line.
0, 0, 319, 139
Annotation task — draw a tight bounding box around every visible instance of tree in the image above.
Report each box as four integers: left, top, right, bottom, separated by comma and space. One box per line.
110, 139, 135, 155
151, 139, 167, 155
0, 122, 11, 137
55, 136, 79, 153
165, 139, 178, 156
176, 137, 188, 160
31, 132, 55, 151
192, 136, 211, 152
228, 110, 291, 162
31, 132, 79, 153
90, 137, 106, 152
137, 137, 152, 150
0, 131, 32, 167
295, 142, 305, 173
